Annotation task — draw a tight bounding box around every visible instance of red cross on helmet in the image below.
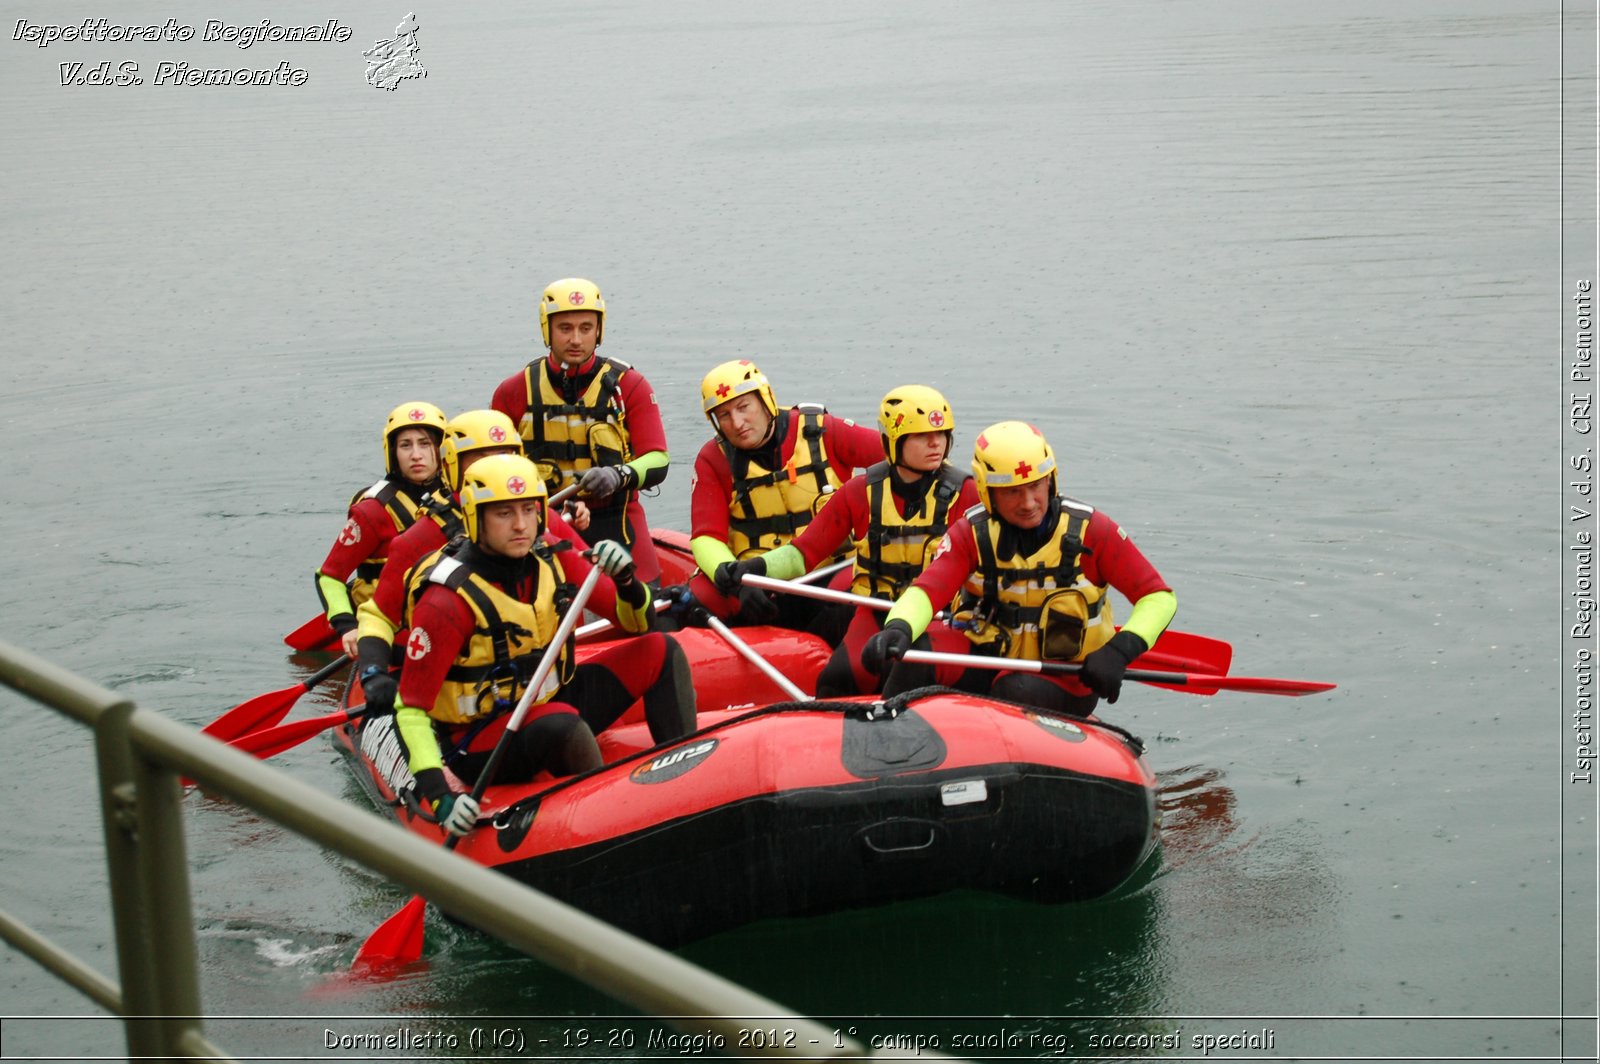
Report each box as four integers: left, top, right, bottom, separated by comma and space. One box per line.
971, 420, 1058, 511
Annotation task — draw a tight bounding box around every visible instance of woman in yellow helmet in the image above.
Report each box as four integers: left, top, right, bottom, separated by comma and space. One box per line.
683, 359, 882, 633
716, 385, 982, 696
861, 421, 1177, 715
313, 401, 447, 656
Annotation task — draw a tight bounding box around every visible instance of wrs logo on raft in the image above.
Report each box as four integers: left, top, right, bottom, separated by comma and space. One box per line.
630, 739, 718, 784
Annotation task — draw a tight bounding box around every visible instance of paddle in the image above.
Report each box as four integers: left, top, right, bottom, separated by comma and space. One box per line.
740, 573, 1234, 676
230, 703, 372, 760
574, 557, 856, 641
900, 648, 1336, 697
351, 564, 606, 970
284, 614, 341, 652
200, 655, 351, 743
705, 616, 808, 701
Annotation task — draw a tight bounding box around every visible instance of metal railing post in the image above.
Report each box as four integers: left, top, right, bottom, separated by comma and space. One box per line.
95, 698, 207, 1061
92, 698, 167, 1060
131, 743, 206, 1060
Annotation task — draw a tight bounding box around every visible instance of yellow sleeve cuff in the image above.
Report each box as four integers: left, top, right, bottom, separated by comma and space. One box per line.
1123, 590, 1177, 648
886, 587, 935, 640
356, 596, 398, 645
395, 704, 443, 776
691, 534, 738, 580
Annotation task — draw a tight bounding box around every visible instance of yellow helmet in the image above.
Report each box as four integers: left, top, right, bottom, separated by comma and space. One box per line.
539, 277, 605, 347
878, 385, 954, 464
971, 421, 1058, 511
382, 401, 447, 475
460, 453, 547, 542
700, 359, 778, 428
441, 409, 521, 491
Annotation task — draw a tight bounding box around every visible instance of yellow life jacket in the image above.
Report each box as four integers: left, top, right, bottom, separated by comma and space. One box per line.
347, 478, 429, 604
850, 462, 968, 600
404, 541, 576, 725
519, 357, 633, 494
723, 405, 842, 558
951, 497, 1114, 662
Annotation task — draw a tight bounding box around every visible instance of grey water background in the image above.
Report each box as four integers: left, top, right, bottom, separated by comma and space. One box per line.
1, 2, 1591, 1061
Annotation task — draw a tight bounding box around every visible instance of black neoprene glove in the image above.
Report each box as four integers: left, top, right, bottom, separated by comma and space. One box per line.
713, 556, 767, 596
861, 619, 914, 675
736, 585, 779, 624
359, 666, 397, 716
1078, 630, 1149, 704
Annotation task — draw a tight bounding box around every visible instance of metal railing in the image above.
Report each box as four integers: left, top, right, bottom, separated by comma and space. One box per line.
0, 637, 958, 1062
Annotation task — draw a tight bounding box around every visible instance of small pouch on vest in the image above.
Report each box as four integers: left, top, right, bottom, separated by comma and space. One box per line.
1040, 588, 1093, 661
533, 459, 565, 493
588, 421, 627, 470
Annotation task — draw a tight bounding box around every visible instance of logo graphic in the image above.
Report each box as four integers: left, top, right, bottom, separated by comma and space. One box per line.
567, 290, 585, 306
407, 407, 426, 421
364, 13, 425, 91
928, 410, 945, 428
406, 627, 432, 660
488, 425, 507, 443
1013, 460, 1032, 478
630, 739, 718, 784
506, 476, 527, 495
337, 519, 362, 546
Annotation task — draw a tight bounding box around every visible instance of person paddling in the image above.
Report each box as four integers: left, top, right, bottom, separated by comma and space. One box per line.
490, 278, 670, 586
861, 421, 1177, 715
718, 385, 981, 696
683, 359, 881, 634
313, 402, 447, 657
351, 409, 592, 715
392, 454, 696, 836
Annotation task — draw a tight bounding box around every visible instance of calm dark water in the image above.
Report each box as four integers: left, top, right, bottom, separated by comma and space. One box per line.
1, 2, 1588, 1061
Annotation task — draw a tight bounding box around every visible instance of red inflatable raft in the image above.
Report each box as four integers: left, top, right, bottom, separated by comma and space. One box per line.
330, 529, 1160, 945
333, 673, 1157, 948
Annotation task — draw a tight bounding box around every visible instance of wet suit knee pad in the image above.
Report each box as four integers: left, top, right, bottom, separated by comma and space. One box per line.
520, 713, 602, 776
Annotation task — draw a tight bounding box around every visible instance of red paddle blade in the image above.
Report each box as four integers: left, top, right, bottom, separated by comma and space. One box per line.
353, 895, 427, 969
200, 686, 300, 743
231, 711, 349, 759
284, 614, 340, 652
1148, 629, 1232, 675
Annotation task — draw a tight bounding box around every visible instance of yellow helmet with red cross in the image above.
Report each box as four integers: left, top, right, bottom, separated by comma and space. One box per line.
700, 360, 778, 428
878, 384, 954, 464
441, 409, 521, 492
539, 278, 605, 347
460, 453, 547, 542
382, 401, 447, 475
971, 421, 1058, 511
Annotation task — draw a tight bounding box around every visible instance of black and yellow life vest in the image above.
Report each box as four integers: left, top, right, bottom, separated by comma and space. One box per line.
850, 462, 967, 600
951, 497, 1114, 662
723, 405, 842, 558
519, 357, 633, 494
403, 541, 576, 725
348, 478, 430, 603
